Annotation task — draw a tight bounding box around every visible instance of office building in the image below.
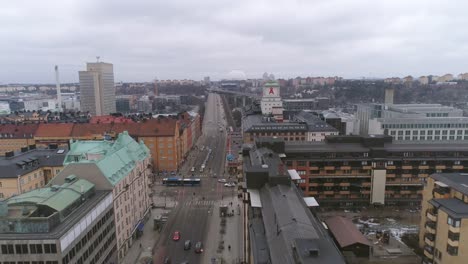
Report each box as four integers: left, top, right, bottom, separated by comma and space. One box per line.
320, 110, 360, 135
419, 173, 468, 264
0, 147, 67, 199
357, 103, 468, 142
49, 132, 151, 261
242, 111, 338, 144
79, 62, 116, 116
0, 177, 116, 264
282, 97, 331, 112
243, 142, 345, 264
253, 136, 468, 207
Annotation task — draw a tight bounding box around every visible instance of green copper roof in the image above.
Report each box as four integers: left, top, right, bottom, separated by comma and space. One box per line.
64, 131, 150, 186
7, 178, 95, 213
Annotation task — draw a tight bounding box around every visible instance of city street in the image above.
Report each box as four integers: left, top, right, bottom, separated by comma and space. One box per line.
153, 93, 242, 264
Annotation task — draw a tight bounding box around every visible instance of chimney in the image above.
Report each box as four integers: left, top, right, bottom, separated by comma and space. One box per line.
384, 87, 394, 105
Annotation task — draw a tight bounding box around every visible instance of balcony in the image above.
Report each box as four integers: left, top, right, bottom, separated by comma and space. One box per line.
324, 166, 335, 170
309, 166, 319, 170
361, 182, 372, 187
435, 165, 446, 170
385, 190, 395, 194
308, 191, 318, 195
419, 165, 429, 170
323, 182, 334, 187
386, 165, 396, 169
424, 236, 435, 247
323, 191, 335, 195
423, 246, 434, 259
449, 225, 460, 233
309, 183, 319, 187
447, 237, 459, 247
339, 191, 351, 195
361, 190, 371, 195
402, 165, 413, 170
400, 190, 412, 195
433, 188, 450, 199
362, 166, 372, 170
386, 173, 396, 178
453, 165, 463, 170
340, 166, 351, 170
426, 209, 437, 222
418, 173, 429, 178
401, 174, 413, 178
425, 221, 436, 234
339, 182, 350, 187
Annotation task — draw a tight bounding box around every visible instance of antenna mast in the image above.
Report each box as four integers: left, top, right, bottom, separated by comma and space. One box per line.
55, 65, 62, 112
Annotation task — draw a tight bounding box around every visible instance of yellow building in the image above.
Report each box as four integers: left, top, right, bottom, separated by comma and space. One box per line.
0, 124, 38, 155
0, 147, 67, 199
419, 173, 468, 264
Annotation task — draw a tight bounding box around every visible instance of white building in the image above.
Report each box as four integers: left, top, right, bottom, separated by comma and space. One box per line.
260, 81, 282, 115
357, 103, 468, 142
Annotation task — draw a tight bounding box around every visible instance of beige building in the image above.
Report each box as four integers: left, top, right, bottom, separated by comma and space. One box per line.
419, 173, 468, 264
0, 147, 67, 199
79, 62, 116, 116
419, 76, 430, 85
438, 74, 454, 82
458, 73, 468, 80
49, 131, 151, 262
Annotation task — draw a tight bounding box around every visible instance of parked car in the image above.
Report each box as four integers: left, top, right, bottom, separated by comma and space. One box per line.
194, 241, 203, 253
224, 182, 235, 187
190, 167, 195, 172
172, 231, 180, 241
218, 179, 227, 183
184, 240, 191, 250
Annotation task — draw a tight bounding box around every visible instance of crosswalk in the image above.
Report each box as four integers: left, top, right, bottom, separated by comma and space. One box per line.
184, 200, 216, 207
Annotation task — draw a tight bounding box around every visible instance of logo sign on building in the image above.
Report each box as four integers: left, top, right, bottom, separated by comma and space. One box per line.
263, 86, 279, 97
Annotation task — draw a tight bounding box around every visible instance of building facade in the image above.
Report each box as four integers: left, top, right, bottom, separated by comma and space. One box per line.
260, 81, 282, 115
0, 124, 38, 155
253, 136, 468, 207
0, 147, 67, 199
79, 62, 116, 116
49, 132, 151, 262
0, 177, 116, 264
419, 173, 468, 264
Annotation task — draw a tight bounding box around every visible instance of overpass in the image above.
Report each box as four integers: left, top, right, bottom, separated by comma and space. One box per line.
207, 88, 261, 100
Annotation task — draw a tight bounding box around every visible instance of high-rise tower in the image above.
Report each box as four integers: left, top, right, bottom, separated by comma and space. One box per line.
79, 61, 116, 116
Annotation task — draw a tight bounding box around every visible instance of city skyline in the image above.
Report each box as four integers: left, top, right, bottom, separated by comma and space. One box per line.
2, 0, 468, 83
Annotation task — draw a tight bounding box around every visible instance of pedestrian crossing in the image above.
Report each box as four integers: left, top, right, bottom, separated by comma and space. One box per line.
184, 200, 216, 207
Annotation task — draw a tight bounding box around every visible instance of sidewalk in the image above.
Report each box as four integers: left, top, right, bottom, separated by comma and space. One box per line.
120, 187, 177, 264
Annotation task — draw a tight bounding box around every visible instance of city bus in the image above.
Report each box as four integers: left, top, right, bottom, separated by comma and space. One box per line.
163, 177, 201, 186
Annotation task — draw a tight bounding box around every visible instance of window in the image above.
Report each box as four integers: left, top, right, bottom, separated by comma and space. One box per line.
363, 152, 368, 157
361, 161, 368, 165
387, 161, 393, 165
447, 216, 461, 227
454, 161, 461, 165
448, 230, 460, 241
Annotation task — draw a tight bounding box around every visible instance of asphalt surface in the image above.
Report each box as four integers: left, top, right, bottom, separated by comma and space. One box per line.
153, 93, 230, 264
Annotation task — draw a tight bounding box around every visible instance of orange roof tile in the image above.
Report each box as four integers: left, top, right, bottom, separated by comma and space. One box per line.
137, 118, 177, 137
71, 123, 113, 137
35, 123, 74, 138
0, 124, 39, 138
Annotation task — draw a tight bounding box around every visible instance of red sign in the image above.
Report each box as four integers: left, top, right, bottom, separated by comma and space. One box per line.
269, 87, 275, 94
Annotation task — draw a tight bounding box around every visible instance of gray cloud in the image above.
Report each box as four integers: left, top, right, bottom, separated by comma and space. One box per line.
1, 0, 468, 83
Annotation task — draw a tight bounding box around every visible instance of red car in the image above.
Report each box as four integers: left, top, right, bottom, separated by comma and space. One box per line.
172, 231, 180, 241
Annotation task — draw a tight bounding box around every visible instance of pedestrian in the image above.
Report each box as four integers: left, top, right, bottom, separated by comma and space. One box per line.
139, 243, 142, 249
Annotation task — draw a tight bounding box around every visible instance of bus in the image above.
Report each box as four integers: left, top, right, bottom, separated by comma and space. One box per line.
163, 177, 201, 186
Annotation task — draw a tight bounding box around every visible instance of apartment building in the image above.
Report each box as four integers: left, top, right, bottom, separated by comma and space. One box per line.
34, 123, 74, 148
0, 124, 38, 155
49, 131, 151, 261
252, 136, 468, 207
0, 177, 116, 264
0, 147, 67, 199
419, 173, 468, 264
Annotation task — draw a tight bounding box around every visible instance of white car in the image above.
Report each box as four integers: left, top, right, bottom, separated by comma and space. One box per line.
224, 182, 235, 187
190, 167, 195, 172
218, 179, 227, 183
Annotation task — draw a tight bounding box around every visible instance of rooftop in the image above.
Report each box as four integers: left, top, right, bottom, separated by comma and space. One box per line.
64, 131, 150, 186
324, 216, 371, 248
0, 176, 112, 239
431, 173, 468, 196
0, 123, 39, 139
35, 123, 74, 137
429, 198, 468, 219
0, 147, 68, 178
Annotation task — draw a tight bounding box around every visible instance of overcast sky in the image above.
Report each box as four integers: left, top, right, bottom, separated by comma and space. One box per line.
2, 0, 468, 83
